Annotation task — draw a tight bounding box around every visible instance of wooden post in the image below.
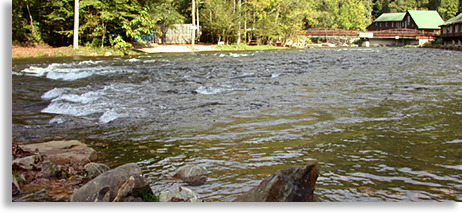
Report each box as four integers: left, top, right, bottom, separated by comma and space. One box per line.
74, 0, 79, 49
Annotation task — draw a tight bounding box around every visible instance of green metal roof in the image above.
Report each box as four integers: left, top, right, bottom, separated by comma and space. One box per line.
373, 10, 444, 29
441, 13, 462, 26
407, 10, 444, 29
374, 13, 406, 22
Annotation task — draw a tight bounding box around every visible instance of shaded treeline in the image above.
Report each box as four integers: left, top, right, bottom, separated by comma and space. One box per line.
12, 0, 462, 47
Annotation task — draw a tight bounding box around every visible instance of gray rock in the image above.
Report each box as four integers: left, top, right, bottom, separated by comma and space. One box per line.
12, 174, 20, 196
173, 164, 208, 186
113, 175, 151, 202
232, 163, 319, 202
116, 163, 142, 176
158, 186, 204, 202
84, 163, 110, 178
12, 155, 40, 170
83, 185, 111, 202
70, 163, 150, 202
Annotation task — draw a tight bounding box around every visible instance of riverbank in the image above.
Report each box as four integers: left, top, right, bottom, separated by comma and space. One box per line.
11, 43, 285, 59
12, 44, 140, 59
12, 140, 319, 202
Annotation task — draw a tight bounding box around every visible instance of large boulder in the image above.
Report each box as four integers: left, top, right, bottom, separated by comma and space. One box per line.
173, 164, 208, 186
20, 140, 98, 166
232, 163, 319, 202
70, 163, 153, 202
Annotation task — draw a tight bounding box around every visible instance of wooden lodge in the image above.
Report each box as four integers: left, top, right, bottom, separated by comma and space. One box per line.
364, 10, 444, 46
439, 13, 462, 46
367, 10, 443, 33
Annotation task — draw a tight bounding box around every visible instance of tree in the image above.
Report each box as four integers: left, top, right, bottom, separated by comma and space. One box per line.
77, 0, 159, 48
43, 0, 78, 46
437, 0, 459, 20
12, 0, 42, 45
338, 0, 369, 31
201, 0, 238, 43
314, 0, 340, 28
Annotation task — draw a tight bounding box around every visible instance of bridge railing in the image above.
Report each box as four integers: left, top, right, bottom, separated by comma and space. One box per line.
304, 28, 360, 37
372, 28, 438, 38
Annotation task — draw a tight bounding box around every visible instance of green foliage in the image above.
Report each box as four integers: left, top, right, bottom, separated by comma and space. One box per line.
11, 0, 459, 48
110, 35, 132, 50
338, 0, 369, 31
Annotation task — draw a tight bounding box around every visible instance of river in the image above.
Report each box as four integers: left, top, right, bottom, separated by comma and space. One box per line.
12, 47, 462, 202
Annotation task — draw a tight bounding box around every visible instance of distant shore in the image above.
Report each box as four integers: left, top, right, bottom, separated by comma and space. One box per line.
11, 43, 290, 59
12, 44, 145, 59
15, 42, 458, 59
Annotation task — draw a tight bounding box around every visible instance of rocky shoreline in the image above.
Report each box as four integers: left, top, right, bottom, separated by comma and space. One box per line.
12, 140, 319, 202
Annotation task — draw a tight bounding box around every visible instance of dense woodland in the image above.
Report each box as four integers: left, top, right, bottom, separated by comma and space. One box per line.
12, 0, 462, 47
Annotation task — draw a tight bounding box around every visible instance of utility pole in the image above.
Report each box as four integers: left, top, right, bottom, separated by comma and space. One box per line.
191, 0, 195, 49
237, 0, 241, 44
74, 0, 79, 49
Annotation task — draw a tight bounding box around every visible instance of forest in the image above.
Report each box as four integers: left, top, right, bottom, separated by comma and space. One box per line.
12, 0, 462, 48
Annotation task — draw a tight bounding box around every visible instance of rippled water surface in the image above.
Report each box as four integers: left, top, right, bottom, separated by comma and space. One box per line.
12, 48, 462, 202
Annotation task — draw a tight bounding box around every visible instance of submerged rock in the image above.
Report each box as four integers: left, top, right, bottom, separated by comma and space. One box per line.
173, 164, 208, 186
232, 163, 319, 202
84, 163, 110, 178
158, 186, 204, 202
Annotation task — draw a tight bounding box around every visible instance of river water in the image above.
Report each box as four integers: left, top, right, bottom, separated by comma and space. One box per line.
12, 47, 462, 202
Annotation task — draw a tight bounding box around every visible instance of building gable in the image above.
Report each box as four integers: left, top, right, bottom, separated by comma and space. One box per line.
374, 13, 406, 22
407, 10, 444, 29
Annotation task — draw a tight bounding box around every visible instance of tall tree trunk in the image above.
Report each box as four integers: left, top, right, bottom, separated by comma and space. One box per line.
101, 21, 106, 48
74, 0, 79, 49
192, 0, 195, 48
25, 3, 37, 43
196, 0, 200, 40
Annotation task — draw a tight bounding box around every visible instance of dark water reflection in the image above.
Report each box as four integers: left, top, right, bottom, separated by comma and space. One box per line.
12, 48, 462, 202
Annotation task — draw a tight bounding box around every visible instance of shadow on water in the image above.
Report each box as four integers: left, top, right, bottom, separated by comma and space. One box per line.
11, 47, 462, 202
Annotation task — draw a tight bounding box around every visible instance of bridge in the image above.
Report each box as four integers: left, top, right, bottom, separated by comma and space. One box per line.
304, 27, 439, 46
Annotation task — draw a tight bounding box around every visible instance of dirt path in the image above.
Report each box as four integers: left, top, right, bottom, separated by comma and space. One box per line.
12, 45, 76, 58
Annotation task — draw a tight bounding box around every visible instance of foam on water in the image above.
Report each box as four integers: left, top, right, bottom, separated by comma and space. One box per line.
41, 87, 67, 100
195, 86, 227, 95
99, 109, 123, 124
19, 60, 114, 81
